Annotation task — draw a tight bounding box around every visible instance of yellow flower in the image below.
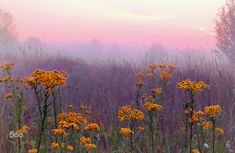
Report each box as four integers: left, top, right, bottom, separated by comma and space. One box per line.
21, 125, 30, 134
135, 71, 145, 78
168, 65, 176, 70
51, 142, 60, 149
204, 105, 222, 118
84, 143, 97, 150
28, 149, 37, 153
216, 128, 224, 135
1, 76, 12, 82
137, 126, 144, 131
4, 93, 13, 100
52, 128, 67, 136
67, 145, 74, 151
85, 123, 100, 131
158, 64, 167, 69
143, 102, 163, 112
120, 128, 133, 136
145, 72, 154, 78
80, 136, 91, 145
25, 69, 67, 88
149, 64, 158, 70
192, 149, 199, 153
159, 71, 172, 79
0, 63, 14, 71
178, 79, 209, 93
202, 121, 212, 130
151, 88, 162, 94
118, 105, 144, 122
188, 111, 204, 124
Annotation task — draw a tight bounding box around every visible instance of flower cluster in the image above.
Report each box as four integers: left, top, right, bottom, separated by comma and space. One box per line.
16, 125, 30, 135
159, 71, 172, 79
143, 102, 163, 112
85, 123, 100, 131
57, 112, 87, 130
135, 71, 145, 78
188, 111, 204, 124
151, 88, 162, 94
202, 121, 212, 130
0, 63, 14, 71
178, 79, 209, 93
215, 128, 224, 135
119, 128, 133, 136
25, 69, 67, 90
149, 64, 158, 70
204, 105, 222, 118
4, 93, 13, 100
118, 105, 145, 122
79, 136, 97, 150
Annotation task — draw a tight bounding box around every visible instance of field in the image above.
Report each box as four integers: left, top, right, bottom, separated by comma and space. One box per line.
0, 50, 234, 153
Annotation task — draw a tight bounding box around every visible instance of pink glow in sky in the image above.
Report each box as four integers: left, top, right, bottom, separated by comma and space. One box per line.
0, 0, 226, 48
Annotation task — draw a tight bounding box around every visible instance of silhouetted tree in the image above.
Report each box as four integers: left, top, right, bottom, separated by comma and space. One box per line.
215, 0, 235, 62
0, 8, 16, 43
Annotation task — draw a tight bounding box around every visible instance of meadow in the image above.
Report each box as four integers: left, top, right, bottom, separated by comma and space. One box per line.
0, 49, 234, 153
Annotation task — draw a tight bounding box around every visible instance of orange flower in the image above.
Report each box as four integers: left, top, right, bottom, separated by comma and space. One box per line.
85, 123, 100, 131
135, 71, 145, 78
148, 64, 158, 70
145, 72, 154, 78
120, 128, 133, 135
137, 126, 144, 131
151, 88, 162, 94
80, 136, 91, 145
67, 145, 74, 151
159, 71, 172, 79
143, 102, 163, 112
51, 142, 60, 149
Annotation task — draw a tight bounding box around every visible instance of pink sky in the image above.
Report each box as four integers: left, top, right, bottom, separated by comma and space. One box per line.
0, 0, 225, 49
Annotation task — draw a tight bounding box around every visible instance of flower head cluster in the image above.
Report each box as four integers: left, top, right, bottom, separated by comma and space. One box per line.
168, 65, 176, 70
143, 102, 163, 112
25, 69, 67, 89
151, 88, 162, 94
118, 105, 145, 122
52, 128, 67, 137
79, 136, 96, 150
16, 125, 30, 134
119, 127, 133, 136
57, 112, 87, 130
4, 93, 13, 100
0, 63, 14, 71
192, 149, 199, 153
28, 148, 37, 153
149, 64, 158, 70
204, 105, 222, 118
145, 72, 154, 78
189, 111, 204, 124
178, 79, 209, 93
159, 71, 172, 79
202, 121, 212, 130
135, 71, 145, 78
84, 143, 97, 150
216, 128, 224, 135
137, 126, 145, 131
85, 123, 100, 131
80, 136, 91, 145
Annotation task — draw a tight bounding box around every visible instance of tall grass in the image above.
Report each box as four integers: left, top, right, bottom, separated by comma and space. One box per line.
0, 48, 234, 152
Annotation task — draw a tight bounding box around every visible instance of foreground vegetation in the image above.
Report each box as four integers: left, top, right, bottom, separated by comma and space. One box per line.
0, 62, 231, 153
